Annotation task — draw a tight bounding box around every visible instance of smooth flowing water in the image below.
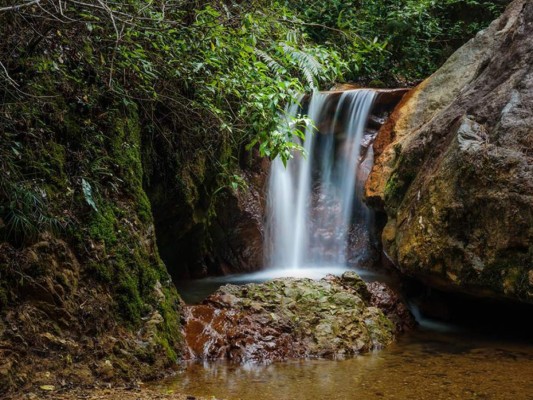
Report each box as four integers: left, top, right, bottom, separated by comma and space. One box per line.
265, 90, 376, 270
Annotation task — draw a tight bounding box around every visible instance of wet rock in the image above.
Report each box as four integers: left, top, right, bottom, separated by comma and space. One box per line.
366, 282, 416, 333
366, 0, 533, 304
183, 272, 413, 362
149, 148, 268, 279
211, 159, 268, 274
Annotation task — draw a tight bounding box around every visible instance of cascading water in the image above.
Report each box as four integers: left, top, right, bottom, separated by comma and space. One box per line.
266, 89, 377, 270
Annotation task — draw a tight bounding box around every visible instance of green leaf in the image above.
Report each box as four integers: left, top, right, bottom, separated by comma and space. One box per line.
81, 178, 98, 212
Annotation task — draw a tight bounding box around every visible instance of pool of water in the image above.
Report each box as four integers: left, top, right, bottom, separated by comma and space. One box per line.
174, 266, 391, 304
166, 269, 533, 400
156, 327, 533, 400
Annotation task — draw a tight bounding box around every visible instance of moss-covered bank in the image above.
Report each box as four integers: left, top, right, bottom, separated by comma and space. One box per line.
0, 85, 183, 392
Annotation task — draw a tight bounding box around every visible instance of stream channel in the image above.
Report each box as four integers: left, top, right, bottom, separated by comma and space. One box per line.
163, 268, 533, 400
158, 89, 532, 399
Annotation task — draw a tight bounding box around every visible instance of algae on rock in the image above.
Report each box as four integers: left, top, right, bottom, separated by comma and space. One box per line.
182, 272, 407, 363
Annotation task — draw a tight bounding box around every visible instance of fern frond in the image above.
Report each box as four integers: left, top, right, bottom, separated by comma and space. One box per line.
255, 49, 285, 77
281, 43, 323, 89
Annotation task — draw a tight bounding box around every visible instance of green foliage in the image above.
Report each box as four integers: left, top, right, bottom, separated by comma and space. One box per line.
1, 1, 356, 189
249, 111, 313, 165
0, 133, 68, 244
0, 1, 505, 205
285, 0, 506, 82
81, 179, 98, 212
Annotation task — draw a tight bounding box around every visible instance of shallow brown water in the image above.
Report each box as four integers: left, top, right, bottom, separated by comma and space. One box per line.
156, 328, 533, 400
169, 271, 533, 400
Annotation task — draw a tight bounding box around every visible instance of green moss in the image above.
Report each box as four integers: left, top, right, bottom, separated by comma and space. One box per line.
68, 105, 168, 324
384, 167, 417, 212
157, 286, 182, 359
88, 205, 118, 246
369, 79, 386, 88
366, 311, 395, 345
135, 258, 158, 298
89, 261, 113, 282
136, 191, 153, 225
109, 110, 143, 185
176, 171, 198, 208
384, 172, 402, 203
156, 336, 178, 363
115, 269, 144, 324
109, 250, 152, 324
40, 141, 68, 189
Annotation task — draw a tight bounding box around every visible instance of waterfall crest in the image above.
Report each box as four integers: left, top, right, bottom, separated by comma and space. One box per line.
266, 89, 376, 270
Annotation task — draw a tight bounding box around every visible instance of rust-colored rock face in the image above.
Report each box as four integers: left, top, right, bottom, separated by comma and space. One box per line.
183, 303, 306, 362
365, 0, 533, 303
365, 89, 417, 209
182, 272, 414, 363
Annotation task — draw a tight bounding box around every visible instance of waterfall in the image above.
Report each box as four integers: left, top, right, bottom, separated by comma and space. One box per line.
265, 89, 377, 270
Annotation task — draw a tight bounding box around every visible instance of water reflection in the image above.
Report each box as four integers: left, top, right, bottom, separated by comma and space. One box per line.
172, 264, 533, 399
157, 330, 533, 399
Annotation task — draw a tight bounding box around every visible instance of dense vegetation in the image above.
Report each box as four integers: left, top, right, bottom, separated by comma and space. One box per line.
0, 0, 506, 245
288, 0, 508, 82
0, 0, 506, 390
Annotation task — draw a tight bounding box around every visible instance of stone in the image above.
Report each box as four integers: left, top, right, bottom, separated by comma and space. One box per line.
211, 160, 268, 273
365, 0, 533, 303
366, 282, 417, 333
182, 273, 414, 363
97, 360, 115, 380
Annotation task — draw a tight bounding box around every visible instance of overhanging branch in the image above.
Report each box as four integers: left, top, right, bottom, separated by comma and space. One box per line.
0, 0, 41, 12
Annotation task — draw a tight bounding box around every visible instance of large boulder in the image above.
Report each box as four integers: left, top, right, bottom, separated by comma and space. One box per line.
182, 272, 414, 362
366, 0, 532, 302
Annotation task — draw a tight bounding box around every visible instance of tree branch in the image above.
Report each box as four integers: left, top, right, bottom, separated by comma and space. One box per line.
0, 0, 40, 12
0, 61, 18, 87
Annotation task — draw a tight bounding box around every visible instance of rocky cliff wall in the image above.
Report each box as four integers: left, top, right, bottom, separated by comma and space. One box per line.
366, 0, 532, 303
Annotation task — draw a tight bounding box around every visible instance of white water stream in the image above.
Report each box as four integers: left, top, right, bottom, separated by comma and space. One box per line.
265, 89, 377, 271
